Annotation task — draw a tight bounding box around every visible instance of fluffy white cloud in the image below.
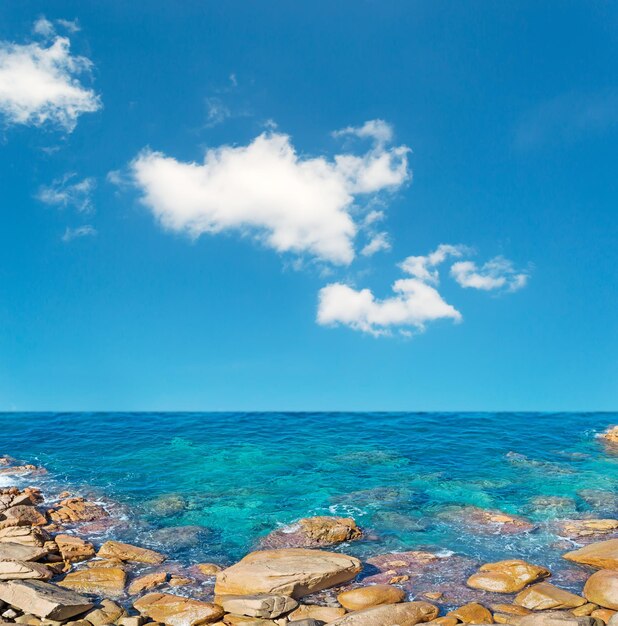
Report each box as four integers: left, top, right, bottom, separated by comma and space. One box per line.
361, 232, 391, 257
62, 225, 96, 242
399, 244, 469, 284
0, 23, 100, 131
131, 123, 410, 265
37, 173, 96, 213
451, 256, 528, 291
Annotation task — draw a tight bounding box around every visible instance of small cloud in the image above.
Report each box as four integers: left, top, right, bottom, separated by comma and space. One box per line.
32, 17, 55, 37
333, 119, 394, 147
450, 256, 529, 292
361, 232, 391, 257
229, 73, 238, 87
399, 244, 469, 284
205, 97, 231, 128
38, 173, 96, 213
56, 19, 80, 34
62, 224, 96, 242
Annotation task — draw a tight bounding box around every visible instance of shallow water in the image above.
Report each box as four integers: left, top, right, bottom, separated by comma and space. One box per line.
1, 412, 618, 574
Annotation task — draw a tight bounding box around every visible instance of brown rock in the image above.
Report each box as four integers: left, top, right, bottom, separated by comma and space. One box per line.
0, 561, 51, 581
83, 598, 126, 626
427, 618, 458, 626
288, 605, 346, 623
128, 572, 168, 595
584, 570, 618, 610
591, 609, 616, 623
560, 521, 618, 538
222, 616, 280, 626
329, 601, 438, 626
518, 611, 604, 626
217, 595, 298, 619
491, 604, 532, 616
337, 585, 406, 611
98, 540, 165, 564
467, 560, 550, 593
0, 580, 93, 620
0, 506, 47, 528
58, 567, 127, 597
197, 563, 222, 575
564, 540, 618, 570
0, 527, 49, 548
54, 536, 94, 563
48, 498, 107, 524
215, 549, 362, 598
260, 517, 362, 549
571, 604, 599, 617
133, 592, 224, 626
515, 583, 586, 610
448, 602, 494, 623
168, 575, 192, 587
0, 543, 47, 562
601, 427, 618, 444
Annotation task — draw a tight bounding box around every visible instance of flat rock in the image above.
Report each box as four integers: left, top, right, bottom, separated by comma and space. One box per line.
467, 560, 550, 593
337, 585, 406, 611
0, 580, 93, 620
98, 540, 165, 564
329, 601, 438, 626
54, 536, 95, 563
260, 517, 362, 549
217, 594, 298, 618
0, 561, 51, 581
564, 540, 618, 570
133, 592, 224, 626
215, 549, 362, 598
128, 572, 168, 595
447, 602, 493, 623
584, 570, 618, 610
515, 583, 586, 610
83, 598, 126, 626
518, 611, 604, 626
58, 567, 127, 597
0, 543, 47, 562
288, 606, 346, 623
0, 528, 49, 548
559, 520, 618, 538
0, 506, 47, 528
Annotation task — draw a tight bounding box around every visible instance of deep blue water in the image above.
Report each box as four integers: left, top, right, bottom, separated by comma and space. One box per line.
1, 412, 618, 575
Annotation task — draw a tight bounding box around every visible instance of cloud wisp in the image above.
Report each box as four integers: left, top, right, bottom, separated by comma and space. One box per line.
62, 225, 97, 242
0, 19, 100, 131
450, 256, 528, 291
130, 121, 410, 265
37, 173, 96, 213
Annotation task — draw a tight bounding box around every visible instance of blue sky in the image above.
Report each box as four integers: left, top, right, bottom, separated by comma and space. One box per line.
0, 1, 616, 411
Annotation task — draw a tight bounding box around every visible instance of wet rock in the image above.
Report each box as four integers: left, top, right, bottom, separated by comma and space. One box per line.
145, 495, 188, 518
491, 604, 532, 616
447, 602, 493, 623
149, 526, 211, 550
83, 598, 126, 626
584, 570, 618, 610
168, 575, 192, 587
559, 521, 618, 539
0, 466, 45, 477
467, 560, 550, 593
0, 580, 93, 620
97, 541, 165, 564
600, 427, 618, 445
260, 517, 362, 550
197, 563, 222, 576
288, 619, 324, 626
329, 601, 438, 626
288, 605, 346, 623
128, 572, 168, 595
0, 543, 47, 563
528, 497, 578, 515
0, 506, 47, 529
58, 567, 127, 598
133, 592, 224, 626
518, 611, 604, 626
336, 585, 406, 611
438, 505, 536, 534
564, 540, 618, 569
217, 594, 298, 619
0, 561, 51, 581
515, 583, 586, 610
215, 549, 362, 598
54, 536, 95, 563
48, 498, 108, 525
0, 528, 49, 548
578, 492, 618, 514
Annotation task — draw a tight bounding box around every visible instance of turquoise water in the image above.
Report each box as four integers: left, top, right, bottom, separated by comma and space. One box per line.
1, 412, 618, 575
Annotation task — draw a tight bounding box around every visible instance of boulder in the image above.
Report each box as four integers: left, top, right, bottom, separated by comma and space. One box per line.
447, 602, 493, 623
98, 540, 165, 564
518, 611, 604, 626
584, 570, 618, 610
559, 521, 618, 538
83, 599, 126, 626
0, 527, 49, 548
0, 506, 47, 528
609, 614, 618, 626
217, 595, 298, 618
467, 560, 550, 593
564, 540, 618, 570
571, 605, 598, 617
591, 609, 616, 622
169, 575, 192, 587
215, 549, 362, 598
491, 604, 532, 616
48, 497, 108, 524
133, 592, 224, 626
337, 585, 406, 611
0, 561, 51, 581
0, 543, 47, 562
128, 572, 168, 595
0, 580, 93, 620
260, 517, 362, 549
58, 567, 127, 597
54, 535, 95, 563
515, 583, 586, 610
288, 620, 324, 626
197, 563, 222, 575
329, 601, 438, 626
288, 606, 346, 623
601, 427, 618, 444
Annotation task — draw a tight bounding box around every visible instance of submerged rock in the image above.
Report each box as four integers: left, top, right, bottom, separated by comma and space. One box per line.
133, 592, 224, 626
467, 560, 550, 593
329, 601, 438, 626
145, 494, 188, 518
336, 584, 406, 611
260, 517, 362, 549
584, 570, 618, 610
438, 505, 536, 534
564, 539, 618, 569
578, 491, 618, 514
128, 571, 168, 595
515, 583, 586, 610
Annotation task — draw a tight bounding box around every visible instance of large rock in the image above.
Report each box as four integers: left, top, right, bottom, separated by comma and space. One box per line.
217, 594, 298, 618
518, 612, 603, 626
288, 605, 346, 623
337, 585, 406, 611
559, 520, 618, 538
48, 497, 108, 524
54, 535, 95, 563
467, 560, 550, 593
215, 549, 362, 598
83, 599, 126, 626
0, 580, 93, 620
584, 570, 618, 610
98, 540, 165, 564
447, 602, 493, 623
0, 561, 51, 581
260, 517, 362, 549
564, 540, 618, 570
329, 601, 438, 626
0, 506, 46, 528
0, 527, 49, 548
128, 571, 168, 595
601, 426, 618, 444
58, 567, 127, 597
0, 543, 47, 562
133, 592, 224, 626
515, 583, 586, 610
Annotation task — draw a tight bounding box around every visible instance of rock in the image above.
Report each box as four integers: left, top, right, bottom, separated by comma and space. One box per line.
215, 549, 362, 598
438, 505, 535, 535
13, 613, 41, 625
329, 601, 438, 626
579, 492, 618, 513
518, 611, 604, 626
564, 540, 618, 570
584, 570, 618, 610
0, 543, 48, 562
197, 563, 222, 576
2, 608, 18, 619
601, 427, 618, 444
145, 495, 188, 518
54, 536, 94, 563
48, 498, 108, 524
222, 616, 282, 626
83, 599, 126, 626
491, 604, 532, 616
0, 465, 43, 477
515, 583, 586, 610
287, 606, 346, 623
0, 561, 51, 581
168, 575, 192, 587
0, 580, 93, 620
591, 609, 616, 623
467, 560, 550, 593
260, 518, 362, 549
572, 605, 599, 617
98, 541, 165, 564
128, 572, 168, 595
0, 528, 49, 548
560, 521, 618, 539
58, 567, 127, 597
117, 617, 147, 626
447, 602, 493, 623
609, 614, 618, 626
133, 592, 224, 626
0, 506, 47, 528
337, 585, 406, 611
84, 558, 125, 569
217, 595, 298, 619
288, 620, 324, 626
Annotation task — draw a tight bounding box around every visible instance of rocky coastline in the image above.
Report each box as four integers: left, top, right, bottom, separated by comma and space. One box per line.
0, 426, 618, 626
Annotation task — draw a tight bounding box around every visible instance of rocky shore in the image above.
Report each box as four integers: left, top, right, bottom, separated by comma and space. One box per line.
0, 425, 618, 626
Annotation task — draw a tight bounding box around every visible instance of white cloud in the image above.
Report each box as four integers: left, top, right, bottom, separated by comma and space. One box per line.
0, 23, 101, 131
131, 123, 410, 265
317, 278, 461, 337
361, 232, 391, 257
399, 243, 469, 284
205, 97, 231, 127
62, 225, 96, 242
38, 173, 96, 213
333, 119, 394, 146
451, 256, 529, 291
